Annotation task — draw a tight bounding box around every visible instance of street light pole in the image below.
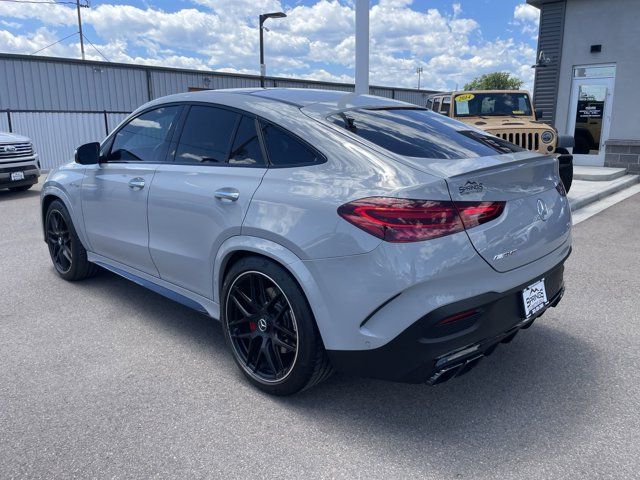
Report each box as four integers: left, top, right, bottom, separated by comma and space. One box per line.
354, 0, 369, 95
259, 12, 287, 88
416, 66, 423, 90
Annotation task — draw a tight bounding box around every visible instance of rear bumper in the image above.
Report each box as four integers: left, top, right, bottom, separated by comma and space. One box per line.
327, 260, 567, 384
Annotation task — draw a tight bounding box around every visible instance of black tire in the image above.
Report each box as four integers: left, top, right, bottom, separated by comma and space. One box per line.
45, 200, 98, 281
221, 256, 333, 395
8, 184, 33, 192
556, 149, 574, 193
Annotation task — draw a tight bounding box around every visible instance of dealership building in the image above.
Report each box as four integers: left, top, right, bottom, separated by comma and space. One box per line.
528, 0, 640, 173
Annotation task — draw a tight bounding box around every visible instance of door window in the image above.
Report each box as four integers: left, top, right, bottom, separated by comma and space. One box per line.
260, 122, 323, 167
440, 98, 451, 115
573, 84, 607, 155
433, 98, 441, 113
108, 106, 181, 162
175, 106, 240, 163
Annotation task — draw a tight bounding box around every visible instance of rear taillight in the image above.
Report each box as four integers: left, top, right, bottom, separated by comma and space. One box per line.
555, 182, 567, 197
337, 197, 505, 243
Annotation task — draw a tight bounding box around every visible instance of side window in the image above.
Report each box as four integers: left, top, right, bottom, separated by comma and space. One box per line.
441, 98, 451, 116
108, 106, 181, 162
175, 106, 240, 163
433, 98, 441, 114
260, 121, 322, 167
426, 98, 433, 110
228, 116, 266, 166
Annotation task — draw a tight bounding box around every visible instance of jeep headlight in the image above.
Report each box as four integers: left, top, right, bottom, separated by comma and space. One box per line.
541, 131, 554, 144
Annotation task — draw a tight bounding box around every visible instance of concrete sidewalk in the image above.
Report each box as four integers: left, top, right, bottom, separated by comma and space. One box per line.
568, 166, 639, 211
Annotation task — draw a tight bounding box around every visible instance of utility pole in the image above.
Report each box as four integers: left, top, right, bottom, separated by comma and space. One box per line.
416, 66, 423, 90
76, 0, 85, 60
354, 0, 369, 95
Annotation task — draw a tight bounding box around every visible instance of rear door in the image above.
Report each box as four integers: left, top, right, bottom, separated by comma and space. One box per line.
82, 105, 182, 275
147, 105, 267, 299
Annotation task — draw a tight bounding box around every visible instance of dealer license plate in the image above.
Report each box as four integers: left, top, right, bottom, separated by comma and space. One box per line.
522, 278, 548, 318
10, 171, 25, 181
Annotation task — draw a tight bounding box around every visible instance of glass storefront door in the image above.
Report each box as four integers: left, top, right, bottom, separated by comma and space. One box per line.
567, 66, 615, 166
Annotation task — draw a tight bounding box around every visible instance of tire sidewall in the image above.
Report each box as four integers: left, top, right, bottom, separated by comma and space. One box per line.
221, 256, 319, 395
46, 201, 83, 280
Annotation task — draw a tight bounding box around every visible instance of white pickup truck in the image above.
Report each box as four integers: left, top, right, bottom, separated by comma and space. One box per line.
0, 132, 40, 192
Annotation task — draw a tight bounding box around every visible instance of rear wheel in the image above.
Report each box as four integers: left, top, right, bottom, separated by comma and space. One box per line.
221, 256, 333, 395
45, 200, 98, 281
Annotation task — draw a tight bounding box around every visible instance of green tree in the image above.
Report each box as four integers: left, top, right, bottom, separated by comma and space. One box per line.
463, 72, 524, 91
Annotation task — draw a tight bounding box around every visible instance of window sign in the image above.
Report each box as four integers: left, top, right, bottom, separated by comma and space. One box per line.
573, 66, 616, 78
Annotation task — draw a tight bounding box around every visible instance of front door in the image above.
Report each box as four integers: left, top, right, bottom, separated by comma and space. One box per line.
567, 66, 616, 166
148, 105, 267, 299
81, 105, 183, 275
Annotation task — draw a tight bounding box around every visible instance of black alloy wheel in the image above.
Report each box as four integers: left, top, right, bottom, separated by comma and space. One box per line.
46, 209, 73, 274
225, 271, 299, 383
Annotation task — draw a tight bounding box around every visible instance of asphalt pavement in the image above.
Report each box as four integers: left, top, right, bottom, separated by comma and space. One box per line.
1, 182, 639, 479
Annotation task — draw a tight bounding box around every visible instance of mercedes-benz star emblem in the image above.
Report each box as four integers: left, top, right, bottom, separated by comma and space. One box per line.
258, 318, 268, 332
537, 199, 549, 221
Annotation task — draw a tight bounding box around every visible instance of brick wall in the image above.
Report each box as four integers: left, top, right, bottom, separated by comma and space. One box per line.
604, 140, 640, 174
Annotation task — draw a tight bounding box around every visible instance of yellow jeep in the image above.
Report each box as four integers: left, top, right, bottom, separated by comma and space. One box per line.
427, 90, 574, 191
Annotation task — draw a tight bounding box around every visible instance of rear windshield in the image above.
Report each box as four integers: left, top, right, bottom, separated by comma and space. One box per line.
328, 108, 523, 159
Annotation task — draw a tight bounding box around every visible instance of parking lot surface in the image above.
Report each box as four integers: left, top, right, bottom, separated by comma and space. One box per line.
1, 183, 639, 479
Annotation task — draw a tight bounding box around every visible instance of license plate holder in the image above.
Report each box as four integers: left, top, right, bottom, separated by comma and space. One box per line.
522, 278, 548, 318
10, 171, 25, 181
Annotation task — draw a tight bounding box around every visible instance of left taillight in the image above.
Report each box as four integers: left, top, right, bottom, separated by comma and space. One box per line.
337, 197, 505, 243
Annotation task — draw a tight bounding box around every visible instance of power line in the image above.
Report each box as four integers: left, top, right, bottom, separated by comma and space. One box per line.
81, 33, 110, 63
0, 0, 88, 5
29, 31, 78, 55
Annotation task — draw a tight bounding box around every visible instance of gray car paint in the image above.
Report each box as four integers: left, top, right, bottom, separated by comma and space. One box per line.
41, 88, 572, 352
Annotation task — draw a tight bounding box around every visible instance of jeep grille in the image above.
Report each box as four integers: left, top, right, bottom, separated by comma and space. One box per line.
492, 132, 539, 152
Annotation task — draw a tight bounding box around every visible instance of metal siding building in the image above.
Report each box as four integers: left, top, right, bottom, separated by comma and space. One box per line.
0, 53, 435, 169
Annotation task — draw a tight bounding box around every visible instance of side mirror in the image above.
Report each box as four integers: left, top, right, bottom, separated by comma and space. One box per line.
75, 142, 100, 165
535, 108, 543, 121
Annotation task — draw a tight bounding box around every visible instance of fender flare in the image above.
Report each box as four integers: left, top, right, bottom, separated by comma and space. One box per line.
41, 184, 91, 250
213, 236, 332, 343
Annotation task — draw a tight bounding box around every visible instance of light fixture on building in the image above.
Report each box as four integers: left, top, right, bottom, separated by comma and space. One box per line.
531, 50, 551, 69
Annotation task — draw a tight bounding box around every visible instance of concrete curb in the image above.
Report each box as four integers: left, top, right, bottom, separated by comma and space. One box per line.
569, 175, 640, 211
573, 167, 627, 182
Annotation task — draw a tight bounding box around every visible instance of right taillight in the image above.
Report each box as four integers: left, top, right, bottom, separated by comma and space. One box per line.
555, 182, 567, 197
337, 197, 505, 243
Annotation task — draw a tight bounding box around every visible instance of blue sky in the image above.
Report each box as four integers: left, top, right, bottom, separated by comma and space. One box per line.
0, 0, 540, 90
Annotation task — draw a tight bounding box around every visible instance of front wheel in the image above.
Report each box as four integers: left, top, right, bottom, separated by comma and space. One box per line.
45, 200, 98, 281
221, 256, 333, 395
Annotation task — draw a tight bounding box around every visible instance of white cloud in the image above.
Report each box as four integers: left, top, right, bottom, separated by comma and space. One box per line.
513, 3, 540, 38
0, 0, 538, 92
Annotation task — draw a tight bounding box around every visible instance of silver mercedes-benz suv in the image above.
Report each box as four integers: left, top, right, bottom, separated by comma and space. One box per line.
41, 88, 572, 395
0, 132, 40, 191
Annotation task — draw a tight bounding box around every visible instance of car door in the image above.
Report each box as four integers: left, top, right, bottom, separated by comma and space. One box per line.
147, 105, 268, 298
81, 105, 183, 275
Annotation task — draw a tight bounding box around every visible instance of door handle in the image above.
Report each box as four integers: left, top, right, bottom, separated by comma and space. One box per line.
214, 188, 240, 203
128, 177, 145, 190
